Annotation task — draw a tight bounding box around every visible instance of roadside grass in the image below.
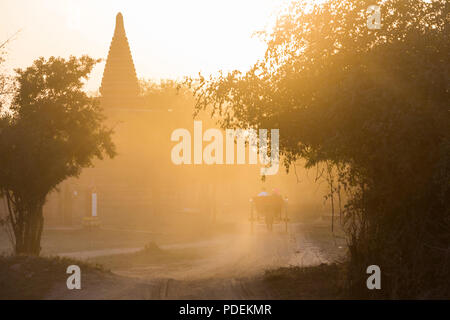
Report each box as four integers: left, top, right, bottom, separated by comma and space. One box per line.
0, 254, 107, 299
263, 263, 345, 299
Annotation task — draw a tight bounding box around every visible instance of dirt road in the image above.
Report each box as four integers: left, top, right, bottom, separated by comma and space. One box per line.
46, 222, 343, 299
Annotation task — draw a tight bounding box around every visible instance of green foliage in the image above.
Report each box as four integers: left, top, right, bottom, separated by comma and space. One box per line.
0, 56, 116, 255
191, 0, 450, 298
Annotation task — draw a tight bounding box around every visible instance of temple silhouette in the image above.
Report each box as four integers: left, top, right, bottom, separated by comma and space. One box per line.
100, 13, 141, 109
41, 12, 230, 226
34, 13, 322, 229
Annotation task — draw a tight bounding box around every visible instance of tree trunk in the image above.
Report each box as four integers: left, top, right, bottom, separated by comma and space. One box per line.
13, 203, 44, 256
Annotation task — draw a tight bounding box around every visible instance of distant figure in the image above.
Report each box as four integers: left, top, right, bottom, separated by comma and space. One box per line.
255, 187, 275, 231
270, 189, 284, 221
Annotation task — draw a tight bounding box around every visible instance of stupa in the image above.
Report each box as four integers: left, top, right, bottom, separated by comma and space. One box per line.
100, 13, 140, 108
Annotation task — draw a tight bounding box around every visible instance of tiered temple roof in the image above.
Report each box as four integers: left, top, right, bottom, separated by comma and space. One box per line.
100, 13, 140, 108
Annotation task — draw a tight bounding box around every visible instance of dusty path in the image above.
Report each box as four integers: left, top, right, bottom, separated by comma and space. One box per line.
46, 223, 341, 299
114, 223, 331, 280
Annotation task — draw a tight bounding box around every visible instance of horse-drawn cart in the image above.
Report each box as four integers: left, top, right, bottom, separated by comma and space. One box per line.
249, 195, 289, 232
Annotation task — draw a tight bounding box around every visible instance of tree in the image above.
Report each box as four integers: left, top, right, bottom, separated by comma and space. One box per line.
0, 56, 115, 255
190, 0, 449, 298
0, 31, 21, 109
0, 48, 14, 111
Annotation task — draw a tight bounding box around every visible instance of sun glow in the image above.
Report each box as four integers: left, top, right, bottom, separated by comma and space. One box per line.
0, 0, 296, 92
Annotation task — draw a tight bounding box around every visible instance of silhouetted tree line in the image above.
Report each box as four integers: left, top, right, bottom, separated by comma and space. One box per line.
190, 0, 449, 298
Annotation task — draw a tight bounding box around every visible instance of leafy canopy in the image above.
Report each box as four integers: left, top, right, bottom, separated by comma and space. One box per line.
0, 56, 116, 202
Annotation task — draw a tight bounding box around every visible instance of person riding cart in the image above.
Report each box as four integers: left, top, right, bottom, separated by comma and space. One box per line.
250, 188, 288, 232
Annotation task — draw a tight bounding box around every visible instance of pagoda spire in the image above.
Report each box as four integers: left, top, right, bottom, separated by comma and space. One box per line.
100, 12, 140, 108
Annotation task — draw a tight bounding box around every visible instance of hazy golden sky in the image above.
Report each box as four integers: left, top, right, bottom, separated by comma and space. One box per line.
0, 0, 291, 92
